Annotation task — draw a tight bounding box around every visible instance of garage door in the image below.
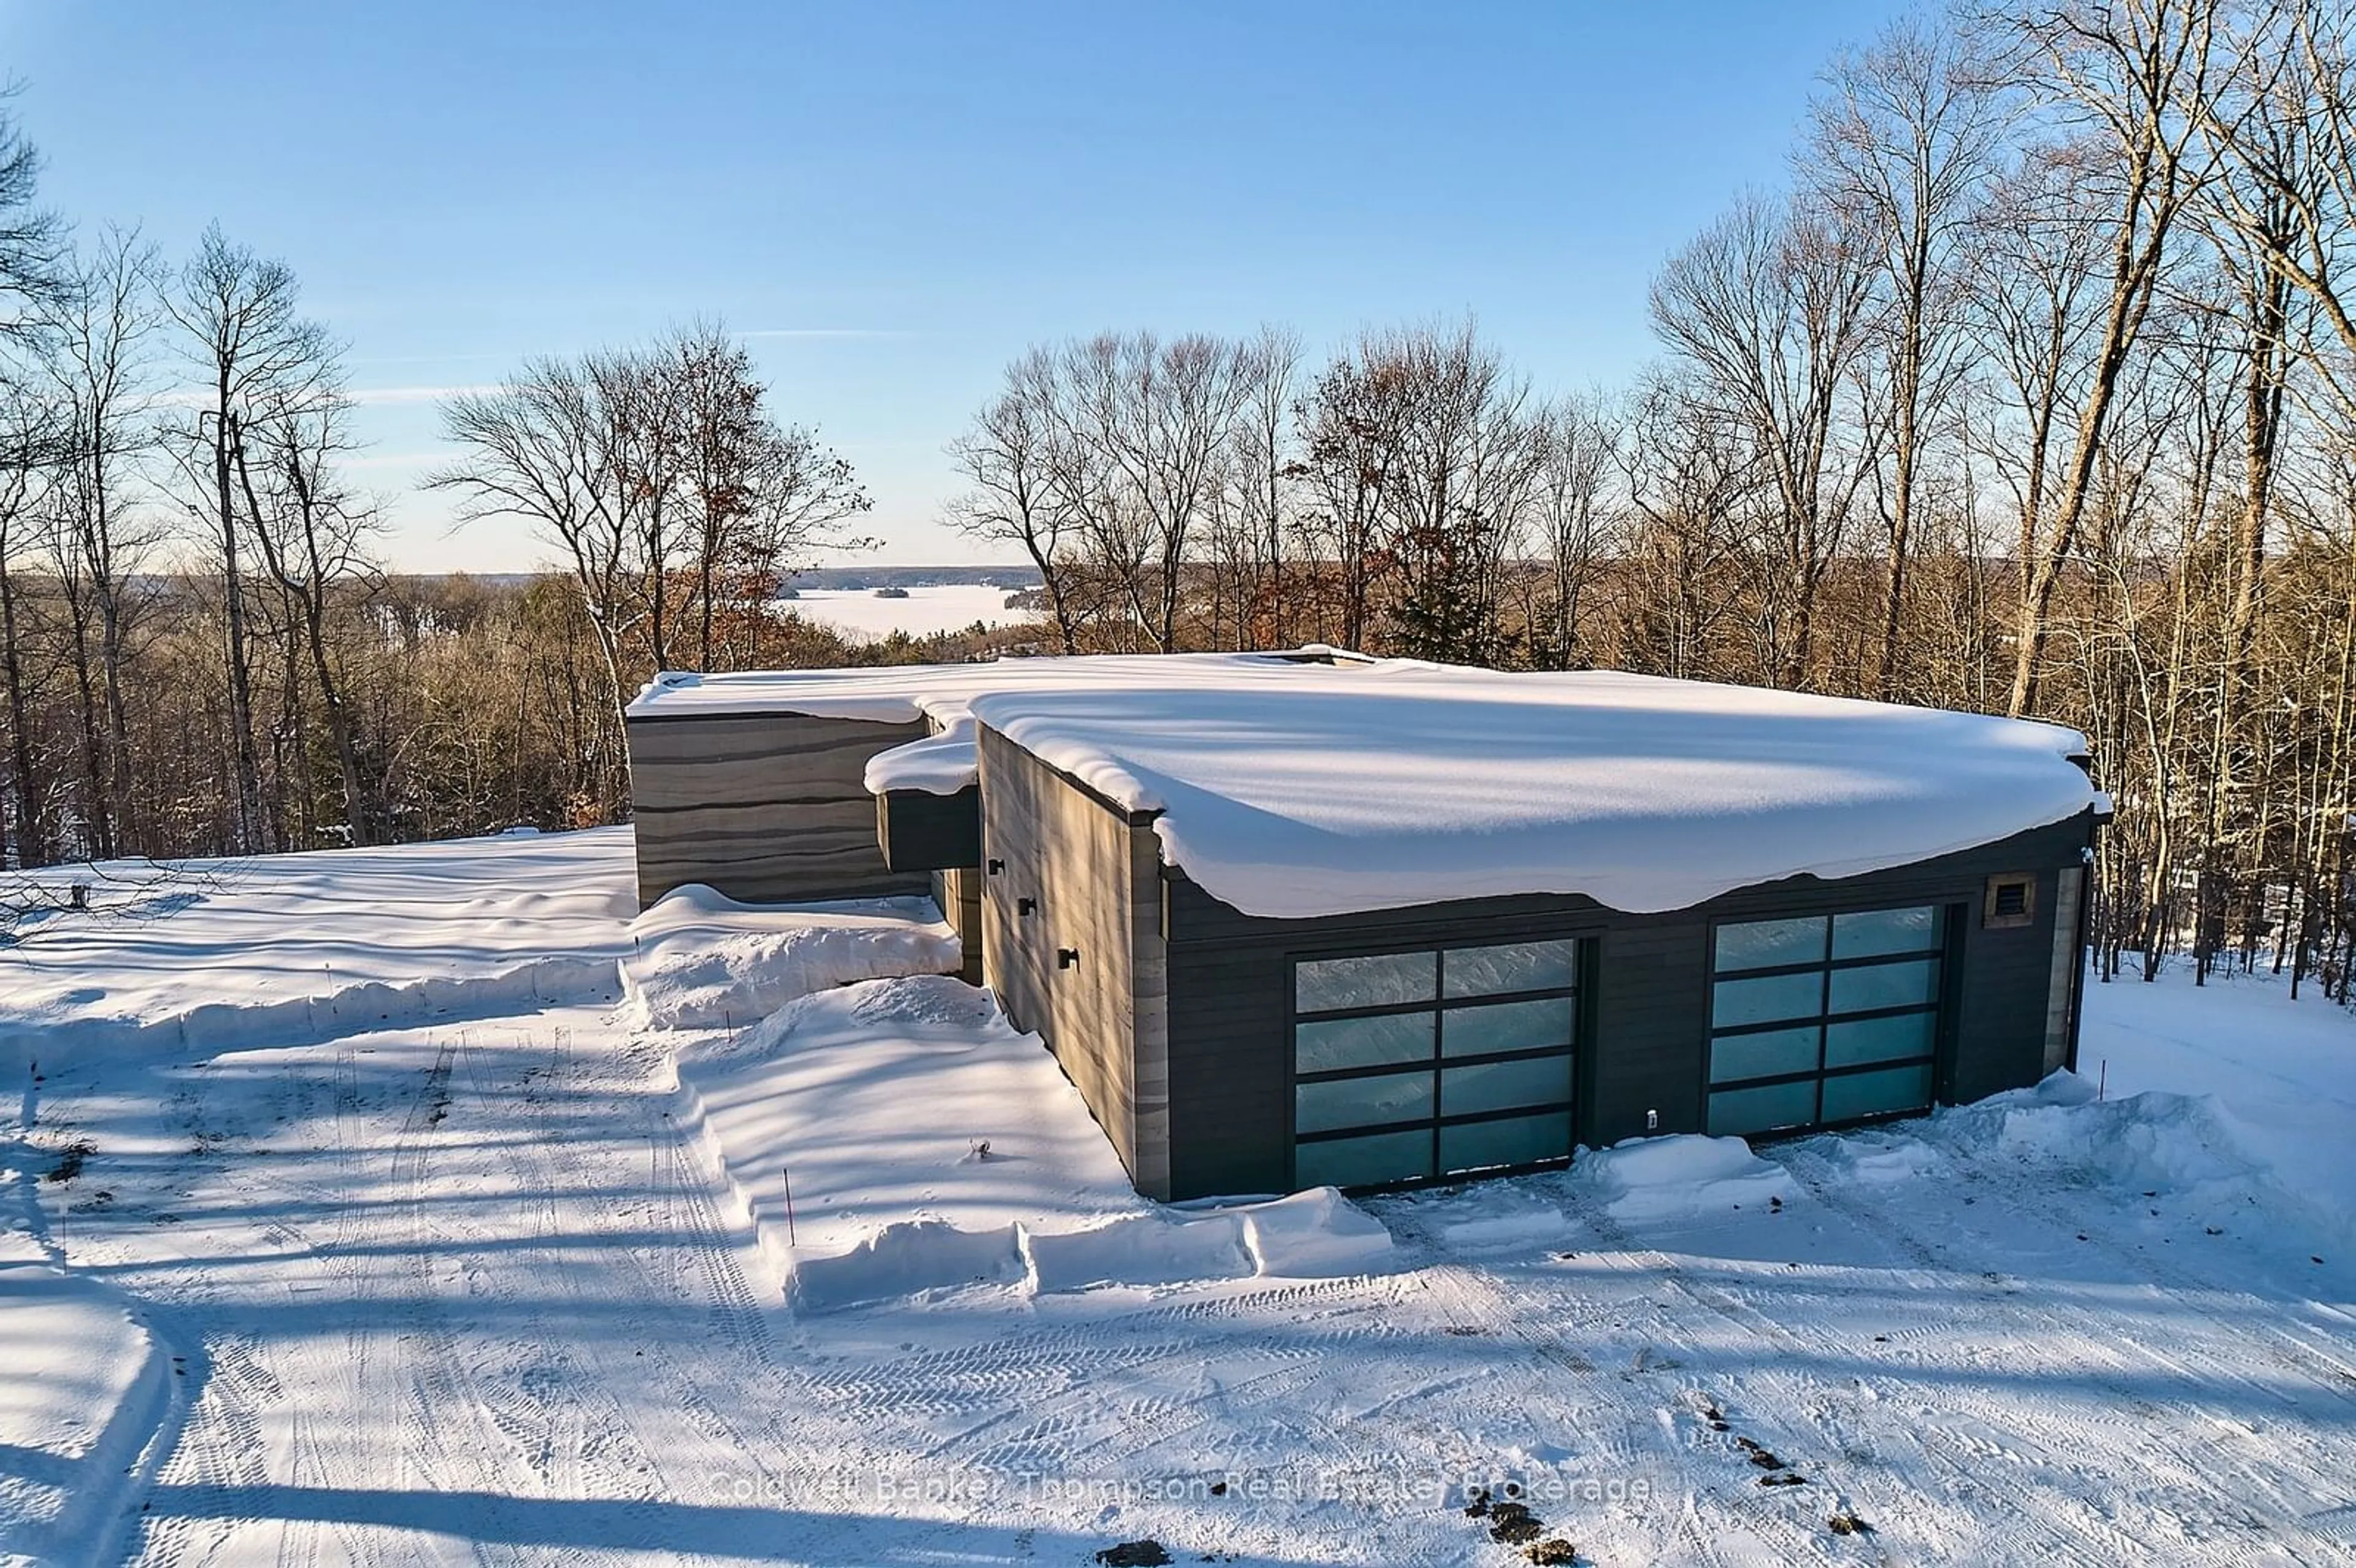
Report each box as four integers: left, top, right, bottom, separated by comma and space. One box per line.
1290, 938, 1584, 1189
1705, 905, 1949, 1138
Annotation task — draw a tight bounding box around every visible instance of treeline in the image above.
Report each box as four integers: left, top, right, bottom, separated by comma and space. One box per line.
943, 2, 2356, 1000
0, 99, 896, 867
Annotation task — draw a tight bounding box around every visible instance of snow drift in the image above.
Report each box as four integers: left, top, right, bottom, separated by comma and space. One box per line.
671, 974, 1393, 1312
620, 883, 960, 1030
0, 827, 637, 1072
1574, 1132, 1795, 1224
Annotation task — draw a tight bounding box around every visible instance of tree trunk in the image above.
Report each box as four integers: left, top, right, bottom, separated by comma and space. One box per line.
0, 554, 48, 867
217, 409, 264, 851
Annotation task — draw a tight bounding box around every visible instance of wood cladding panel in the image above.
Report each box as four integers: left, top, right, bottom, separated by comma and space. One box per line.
977, 726, 1171, 1197
625, 711, 928, 905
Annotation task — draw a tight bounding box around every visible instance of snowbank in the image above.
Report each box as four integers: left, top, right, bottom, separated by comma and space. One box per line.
2078, 963, 2356, 1241
673, 975, 1147, 1279
1574, 1133, 1794, 1224
969, 672, 2098, 919
671, 975, 1392, 1312
1022, 1211, 1255, 1294
1929, 1074, 2267, 1193
1235, 1186, 1397, 1276
790, 1220, 1030, 1311
1797, 1055, 2355, 1257
0, 826, 636, 1072
622, 883, 960, 1030
790, 1190, 1396, 1313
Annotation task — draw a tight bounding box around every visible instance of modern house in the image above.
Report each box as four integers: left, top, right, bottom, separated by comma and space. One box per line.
625, 651, 2104, 1201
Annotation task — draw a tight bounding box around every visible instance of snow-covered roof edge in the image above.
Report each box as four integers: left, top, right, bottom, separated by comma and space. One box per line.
625, 647, 1384, 722
864, 720, 980, 796
966, 673, 2100, 921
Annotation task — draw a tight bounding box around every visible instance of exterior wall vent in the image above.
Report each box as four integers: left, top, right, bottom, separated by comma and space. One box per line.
1984, 874, 2036, 929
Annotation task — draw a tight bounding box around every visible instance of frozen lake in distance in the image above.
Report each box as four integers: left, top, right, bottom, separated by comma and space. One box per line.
783, 583, 1037, 640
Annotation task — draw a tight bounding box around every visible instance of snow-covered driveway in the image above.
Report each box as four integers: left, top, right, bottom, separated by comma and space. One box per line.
4, 831, 2353, 1565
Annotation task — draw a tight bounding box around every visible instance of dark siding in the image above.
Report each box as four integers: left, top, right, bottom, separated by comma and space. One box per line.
1163, 812, 2098, 1194
1589, 921, 1709, 1143
1950, 864, 2068, 1103
877, 787, 982, 872
1163, 939, 1293, 1197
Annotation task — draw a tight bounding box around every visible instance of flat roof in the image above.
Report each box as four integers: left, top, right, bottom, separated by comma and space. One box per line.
965, 669, 2099, 920
625, 647, 1379, 723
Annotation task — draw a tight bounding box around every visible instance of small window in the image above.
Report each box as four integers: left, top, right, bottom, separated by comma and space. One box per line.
1984, 874, 2036, 929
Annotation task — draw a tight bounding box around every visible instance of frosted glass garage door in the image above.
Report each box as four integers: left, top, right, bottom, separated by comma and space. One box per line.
1292, 938, 1581, 1189
1706, 907, 1947, 1139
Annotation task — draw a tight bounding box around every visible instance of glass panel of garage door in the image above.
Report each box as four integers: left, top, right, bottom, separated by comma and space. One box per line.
1707, 906, 1944, 1138
1292, 939, 1579, 1190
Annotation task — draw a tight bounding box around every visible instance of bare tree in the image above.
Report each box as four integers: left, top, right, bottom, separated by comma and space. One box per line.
1063, 331, 1255, 650
1980, 0, 2224, 717
243, 379, 378, 845
0, 94, 62, 345
42, 226, 163, 855
0, 383, 60, 863
1227, 325, 1302, 647
1528, 391, 1620, 669
437, 326, 869, 799
435, 358, 633, 761
1615, 369, 1754, 680
166, 225, 333, 851
1652, 193, 1880, 686
1808, 17, 2010, 695
948, 347, 1084, 653
1294, 339, 1410, 652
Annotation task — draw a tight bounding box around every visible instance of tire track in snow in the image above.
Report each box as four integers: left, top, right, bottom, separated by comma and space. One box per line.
549, 1031, 783, 1351
430, 1032, 687, 1560
1562, 1172, 2301, 1565
1771, 1141, 2356, 1555
1538, 1199, 2154, 1567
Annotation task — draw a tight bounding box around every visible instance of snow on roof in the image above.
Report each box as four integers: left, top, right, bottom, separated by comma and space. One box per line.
864, 717, 981, 796
966, 671, 2100, 920
626, 646, 1381, 723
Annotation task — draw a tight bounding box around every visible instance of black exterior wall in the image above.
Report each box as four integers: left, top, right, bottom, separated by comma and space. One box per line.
876, 786, 982, 872
1158, 813, 2098, 1201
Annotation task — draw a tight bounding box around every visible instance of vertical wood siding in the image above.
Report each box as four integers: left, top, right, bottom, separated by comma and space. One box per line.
976, 726, 1172, 1197
931, 866, 985, 983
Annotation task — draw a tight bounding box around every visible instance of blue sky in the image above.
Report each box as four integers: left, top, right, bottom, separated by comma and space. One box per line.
2, 1, 1906, 572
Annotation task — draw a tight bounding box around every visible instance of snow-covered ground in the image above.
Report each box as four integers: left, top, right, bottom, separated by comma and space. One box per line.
1, 828, 635, 1076
4, 828, 2354, 1565
782, 585, 1037, 641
